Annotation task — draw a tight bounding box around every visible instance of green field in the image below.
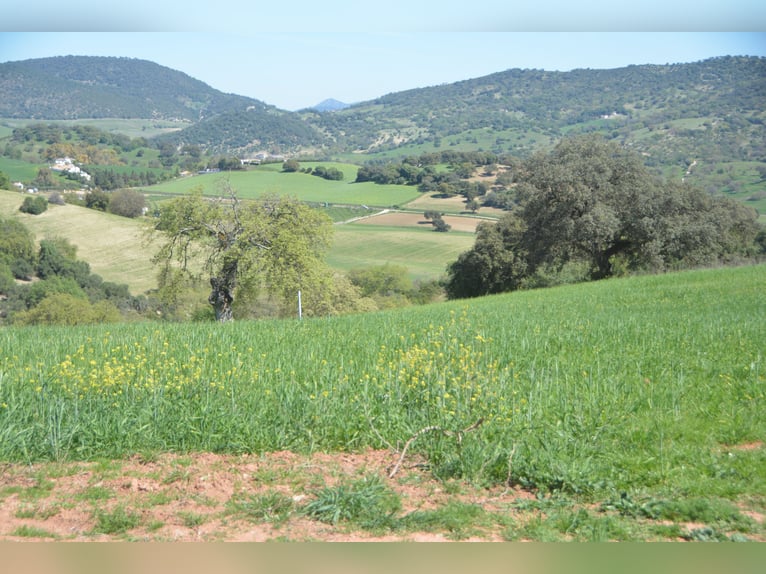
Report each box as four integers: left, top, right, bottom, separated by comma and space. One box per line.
0, 189, 470, 291
145, 162, 420, 207
0, 157, 45, 183
329, 224, 475, 280
1, 265, 763, 517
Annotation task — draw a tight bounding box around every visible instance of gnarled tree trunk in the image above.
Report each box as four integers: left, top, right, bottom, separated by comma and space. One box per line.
208, 258, 238, 322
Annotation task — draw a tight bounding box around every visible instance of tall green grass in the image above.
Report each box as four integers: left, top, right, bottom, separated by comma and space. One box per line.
1, 265, 763, 500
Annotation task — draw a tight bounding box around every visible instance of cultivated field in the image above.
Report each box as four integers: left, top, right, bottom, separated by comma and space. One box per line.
1, 183, 481, 289
355, 211, 488, 233
1, 265, 763, 541
328, 223, 475, 279
146, 163, 421, 208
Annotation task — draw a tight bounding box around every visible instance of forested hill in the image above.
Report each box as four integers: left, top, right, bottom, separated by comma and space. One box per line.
307, 56, 766, 155
0, 56, 261, 121
1, 55, 764, 188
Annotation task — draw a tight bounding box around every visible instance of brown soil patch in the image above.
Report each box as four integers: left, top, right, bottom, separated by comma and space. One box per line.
356, 211, 489, 233
728, 441, 764, 451
3, 449, 762, 542
0, 450, 533, 542
405, 193, 507, 219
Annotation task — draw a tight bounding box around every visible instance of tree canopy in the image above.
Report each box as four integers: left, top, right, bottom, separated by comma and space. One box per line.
150, 187, 341, 321
446, 135, 762, 298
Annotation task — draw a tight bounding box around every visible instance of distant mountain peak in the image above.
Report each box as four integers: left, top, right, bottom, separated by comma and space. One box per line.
311, 98, 350, 112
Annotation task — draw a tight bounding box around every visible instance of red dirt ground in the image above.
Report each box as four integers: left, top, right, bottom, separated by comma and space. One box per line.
2, 447, 762, 542
0, 450, 531, 542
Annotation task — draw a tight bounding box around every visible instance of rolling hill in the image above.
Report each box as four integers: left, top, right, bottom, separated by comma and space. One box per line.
1, 54, 764, 200
0, 56, 259, 121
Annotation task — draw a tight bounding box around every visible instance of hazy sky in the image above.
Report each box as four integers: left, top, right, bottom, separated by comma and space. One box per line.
1, 1, 765, 110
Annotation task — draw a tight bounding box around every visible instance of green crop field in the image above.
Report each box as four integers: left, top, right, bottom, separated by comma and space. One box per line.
145, 162, 420, 207
1, 265, 763, 507
0, 157, 44, 183
329, 224, 475, 280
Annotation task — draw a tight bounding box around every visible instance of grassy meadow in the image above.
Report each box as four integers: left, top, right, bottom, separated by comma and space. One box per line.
0, 157, 45, 183
145, 162, 421, 207
1, 264, 763, 509
0, 191, 158, 294
329, 223, 475, 280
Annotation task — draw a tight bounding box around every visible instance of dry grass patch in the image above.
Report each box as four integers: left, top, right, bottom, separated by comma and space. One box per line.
356, 211, 488, 233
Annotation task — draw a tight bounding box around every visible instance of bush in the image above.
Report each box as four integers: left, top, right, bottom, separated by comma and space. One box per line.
19, 195, 48, 215
0, 217, 37, 269
12, 293, 121, 326
0, 263, 14, 295
10, 258, 35, 281
18, 277, 87, 309
108, 189, 146, 218
347, 264, 412, 298
311, 165, 344, 181
48, 191, 66, 205
85, 189, 110, 211
283, 159, 301, 172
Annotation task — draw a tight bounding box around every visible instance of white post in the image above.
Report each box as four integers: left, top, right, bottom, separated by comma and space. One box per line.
298, 289, 302, 320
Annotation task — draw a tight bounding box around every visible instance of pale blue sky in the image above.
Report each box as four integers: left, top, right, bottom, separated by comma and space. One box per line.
3, 1, 766, 32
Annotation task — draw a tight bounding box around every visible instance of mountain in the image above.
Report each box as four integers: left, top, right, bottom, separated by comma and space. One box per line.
0, 55, 260, 121
1, 55, 764, 194
307, 56, 766, 156
311, 99, 351, 112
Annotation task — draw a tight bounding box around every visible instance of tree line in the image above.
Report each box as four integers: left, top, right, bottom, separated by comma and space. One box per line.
445, 135, 765, 298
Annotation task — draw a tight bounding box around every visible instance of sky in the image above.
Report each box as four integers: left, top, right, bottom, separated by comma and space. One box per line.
1, 2, 765, 110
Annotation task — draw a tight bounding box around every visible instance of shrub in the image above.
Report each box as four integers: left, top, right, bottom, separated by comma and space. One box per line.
108, 189, 146, 218
48, 191, 66, 206
0, 263, 14, 294
0, 217, 36, 263
12, 293, 121, 326
10, 258, 35, 281
283, 159, 301, 172
19, 195, 48, 215
85, 189, 110, 211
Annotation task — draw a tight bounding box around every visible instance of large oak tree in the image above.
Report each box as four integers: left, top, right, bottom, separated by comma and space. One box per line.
446, 135, 761, 298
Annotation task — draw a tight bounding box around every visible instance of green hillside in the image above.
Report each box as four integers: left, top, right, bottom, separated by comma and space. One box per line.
2, 55, 763, 201
0, 188, 472, 292
1, 264, 763, 532
0, 190, 158, 294
0, 56, 259, 121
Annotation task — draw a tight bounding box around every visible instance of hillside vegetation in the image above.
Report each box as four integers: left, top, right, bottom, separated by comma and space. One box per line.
0, 190, 157, 294
0, 56, 259, 121
0, 264, 763, 539
1, 55, 764, 200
